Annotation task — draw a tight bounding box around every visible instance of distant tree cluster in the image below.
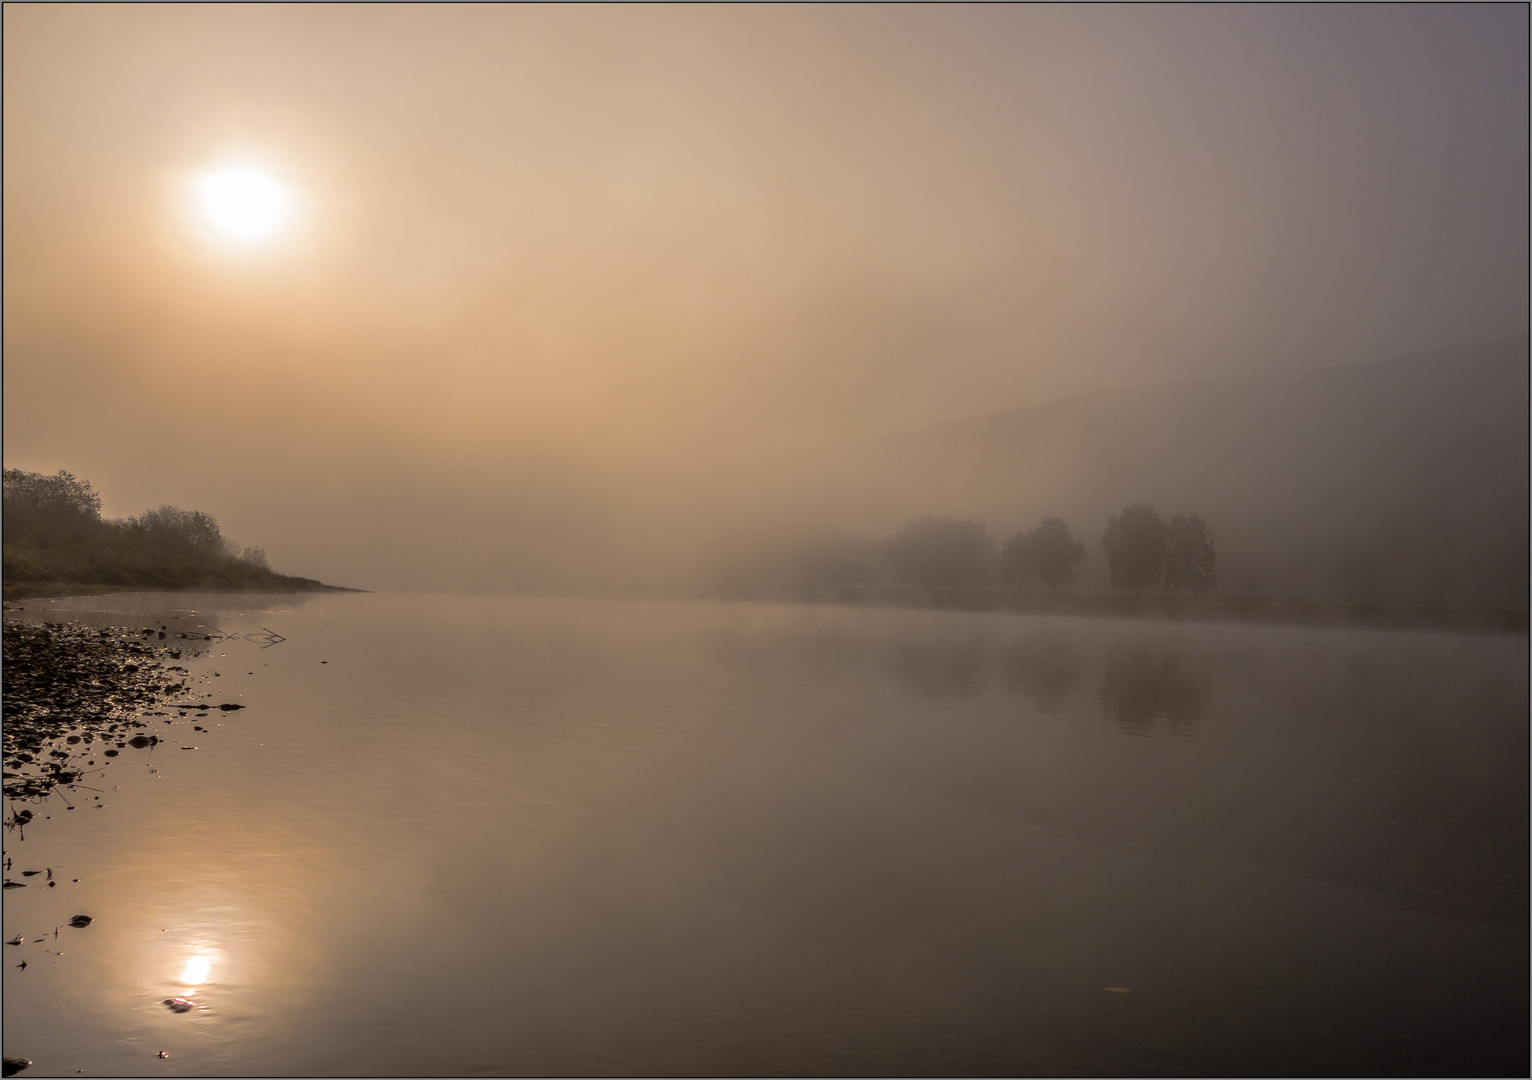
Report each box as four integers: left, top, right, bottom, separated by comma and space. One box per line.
709, 503, 1214, 600
1101, 503, 1216, 594
880, 515, 1090, 592
882, 516, 996, 590
1000, 518, 1087, 591
3, 468, 287, 591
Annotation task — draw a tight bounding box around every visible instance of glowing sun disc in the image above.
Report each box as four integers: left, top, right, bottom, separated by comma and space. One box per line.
191, 164, 294, 245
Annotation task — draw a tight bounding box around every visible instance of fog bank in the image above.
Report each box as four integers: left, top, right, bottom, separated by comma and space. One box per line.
5, 6, 1526, 597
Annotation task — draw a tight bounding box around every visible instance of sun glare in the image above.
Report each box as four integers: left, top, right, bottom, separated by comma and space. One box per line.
180, 952, 214, 986
190, 163, 295, 246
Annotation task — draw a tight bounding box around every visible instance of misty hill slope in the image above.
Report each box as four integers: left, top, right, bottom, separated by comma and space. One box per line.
835, 336, 1528, 608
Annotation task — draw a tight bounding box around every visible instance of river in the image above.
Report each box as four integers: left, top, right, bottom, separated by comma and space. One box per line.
3, 592, 1526, 1075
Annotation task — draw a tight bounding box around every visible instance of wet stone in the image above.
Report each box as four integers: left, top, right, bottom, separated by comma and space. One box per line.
3, 621, 201, 801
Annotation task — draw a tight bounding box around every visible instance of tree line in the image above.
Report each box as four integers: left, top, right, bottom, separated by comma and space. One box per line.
713, 503, 1215, 599
884, 504, 1214, 593
2, 469, 327, 592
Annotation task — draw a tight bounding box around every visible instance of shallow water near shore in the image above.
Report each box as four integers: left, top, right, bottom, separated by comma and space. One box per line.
3, 592, 1526, 1076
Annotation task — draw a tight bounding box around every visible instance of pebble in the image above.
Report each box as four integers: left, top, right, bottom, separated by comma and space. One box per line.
2, 622, 205, 801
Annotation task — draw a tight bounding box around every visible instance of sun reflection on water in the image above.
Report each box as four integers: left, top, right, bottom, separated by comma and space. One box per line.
180, 951, 214, 987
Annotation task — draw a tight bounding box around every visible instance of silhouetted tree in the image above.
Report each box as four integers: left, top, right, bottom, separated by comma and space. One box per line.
3, 468, 329, 592
230, 546, 269, 569
1165, 514, 1216, 593
882, 516, 996, 590
2, 469, 102, 518
1102, 503, 1168, 591
999, 517, 1086, 590
128, 505, 227, 561
2, 469, 105, 546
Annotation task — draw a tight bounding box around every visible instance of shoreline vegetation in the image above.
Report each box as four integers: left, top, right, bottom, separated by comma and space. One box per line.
3, 579, 362, 601
8, 583, 1521, 634
5, 469, 1521, 633
739, 586, 1528, 634
2, 469, 360, 600
703, 510, 1528, 634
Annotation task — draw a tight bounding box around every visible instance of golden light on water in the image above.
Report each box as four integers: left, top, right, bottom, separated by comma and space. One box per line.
179, 951, 214, 987
189, 163, 295, 247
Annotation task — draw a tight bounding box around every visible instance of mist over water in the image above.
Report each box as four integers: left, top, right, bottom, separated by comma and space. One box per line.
4, 594, 1524, 1075
5, 5, 1527, 597
4, 7, 1528, 1075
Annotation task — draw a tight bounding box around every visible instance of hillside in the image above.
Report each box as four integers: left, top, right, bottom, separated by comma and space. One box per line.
812, 336, 1527, 611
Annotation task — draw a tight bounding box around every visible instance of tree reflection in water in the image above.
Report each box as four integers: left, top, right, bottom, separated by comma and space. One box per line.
889, 636, 991, 700
996, 635, 1082, 713
1098, 644, 1213, 736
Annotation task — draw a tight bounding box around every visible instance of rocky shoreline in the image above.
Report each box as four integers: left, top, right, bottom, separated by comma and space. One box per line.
1, 617, 252, 1078
2, 620, 231, 809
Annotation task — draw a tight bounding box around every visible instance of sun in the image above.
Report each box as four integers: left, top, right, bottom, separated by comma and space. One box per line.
190, 163, 295, 247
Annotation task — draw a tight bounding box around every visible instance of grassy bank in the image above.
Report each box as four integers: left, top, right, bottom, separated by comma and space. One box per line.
2, 546, 363, 600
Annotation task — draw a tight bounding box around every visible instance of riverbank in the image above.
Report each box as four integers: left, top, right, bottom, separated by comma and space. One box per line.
768, 586, 1530, 633
3, 469, 365, 603
2, 579, 364, 602
2, 609, 277, 1077
1, 621, 223, 806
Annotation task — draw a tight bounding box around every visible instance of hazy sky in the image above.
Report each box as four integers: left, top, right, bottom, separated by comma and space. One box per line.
5, 5, 1526, 590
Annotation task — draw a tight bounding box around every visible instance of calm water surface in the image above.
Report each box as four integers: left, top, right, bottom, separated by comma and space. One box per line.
3, 593, 1526, 1076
